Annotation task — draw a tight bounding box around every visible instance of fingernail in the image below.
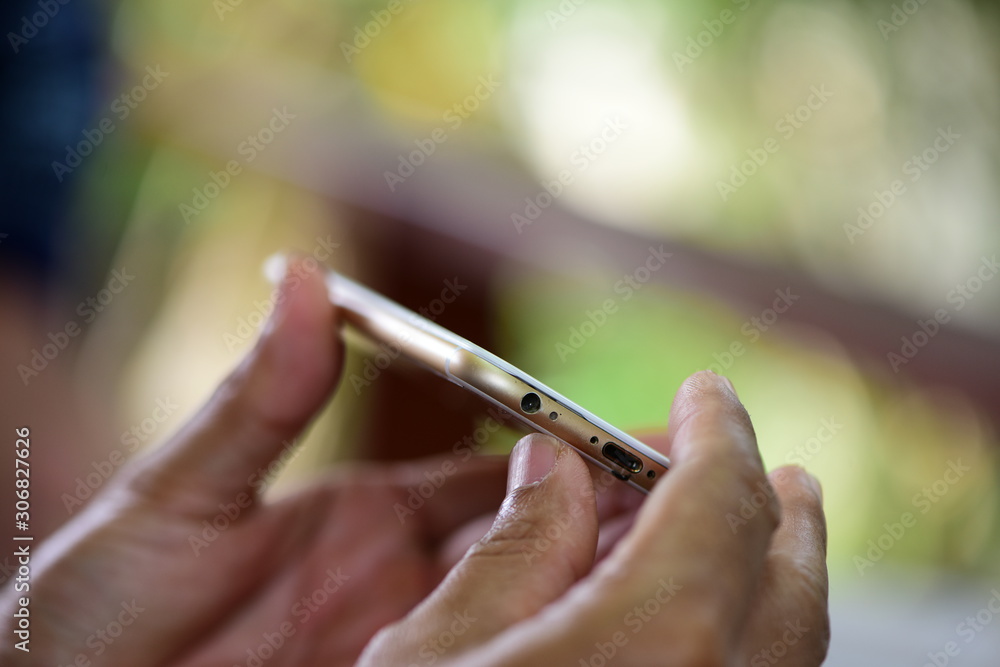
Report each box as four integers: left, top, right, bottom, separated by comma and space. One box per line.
508, 434, 560, 494
263, 253, 289, 285
260, 256, 297, 339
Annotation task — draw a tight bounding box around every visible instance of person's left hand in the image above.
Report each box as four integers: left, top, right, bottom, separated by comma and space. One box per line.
0, 259, 516, 667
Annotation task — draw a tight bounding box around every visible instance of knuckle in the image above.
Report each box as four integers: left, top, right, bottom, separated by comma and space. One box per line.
469, 514, 539, 561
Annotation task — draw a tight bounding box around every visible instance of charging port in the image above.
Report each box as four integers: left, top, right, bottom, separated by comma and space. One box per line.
602, 443, 643, 474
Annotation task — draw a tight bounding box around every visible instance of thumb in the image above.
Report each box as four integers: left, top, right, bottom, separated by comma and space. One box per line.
463, 434, 599, 618
119, 255, 343, 514
361, 435, 598, 665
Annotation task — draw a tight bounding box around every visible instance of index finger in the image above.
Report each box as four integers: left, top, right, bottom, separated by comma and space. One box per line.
594, 371, 780, 653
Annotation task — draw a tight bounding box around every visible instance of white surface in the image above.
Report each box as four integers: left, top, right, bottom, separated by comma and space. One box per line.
826, 570, 1000, 666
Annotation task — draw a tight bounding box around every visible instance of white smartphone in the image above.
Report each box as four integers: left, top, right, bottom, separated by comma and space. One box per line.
267, 259, 670, 493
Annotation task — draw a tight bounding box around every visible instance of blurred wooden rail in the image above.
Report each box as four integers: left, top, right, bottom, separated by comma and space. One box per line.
172, 99, 1000, 452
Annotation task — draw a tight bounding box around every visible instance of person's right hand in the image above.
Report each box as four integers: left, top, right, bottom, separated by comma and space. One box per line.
360, 371, 829, 666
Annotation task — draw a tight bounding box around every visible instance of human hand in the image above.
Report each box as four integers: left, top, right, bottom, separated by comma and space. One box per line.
0, 258, 508, 667
359, 371, 829, 666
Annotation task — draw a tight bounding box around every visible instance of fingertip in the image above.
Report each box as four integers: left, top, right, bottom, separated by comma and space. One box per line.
717, 373, 739, 398
271, 254, 340, 345
685, 369, 739, 397
507, 434, 562, 495
769, 465, 823, 504
505, 434, 597, 510
768, 465, 828, 558
666, 371, 754, 467
670, 371, 744, 422
246, 255, 343, 424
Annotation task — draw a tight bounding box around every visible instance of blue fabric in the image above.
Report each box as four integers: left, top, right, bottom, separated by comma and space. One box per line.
0, 0, 101, 283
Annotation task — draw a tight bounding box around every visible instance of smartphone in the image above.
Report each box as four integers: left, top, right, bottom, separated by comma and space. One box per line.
267, 258, 669, 493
